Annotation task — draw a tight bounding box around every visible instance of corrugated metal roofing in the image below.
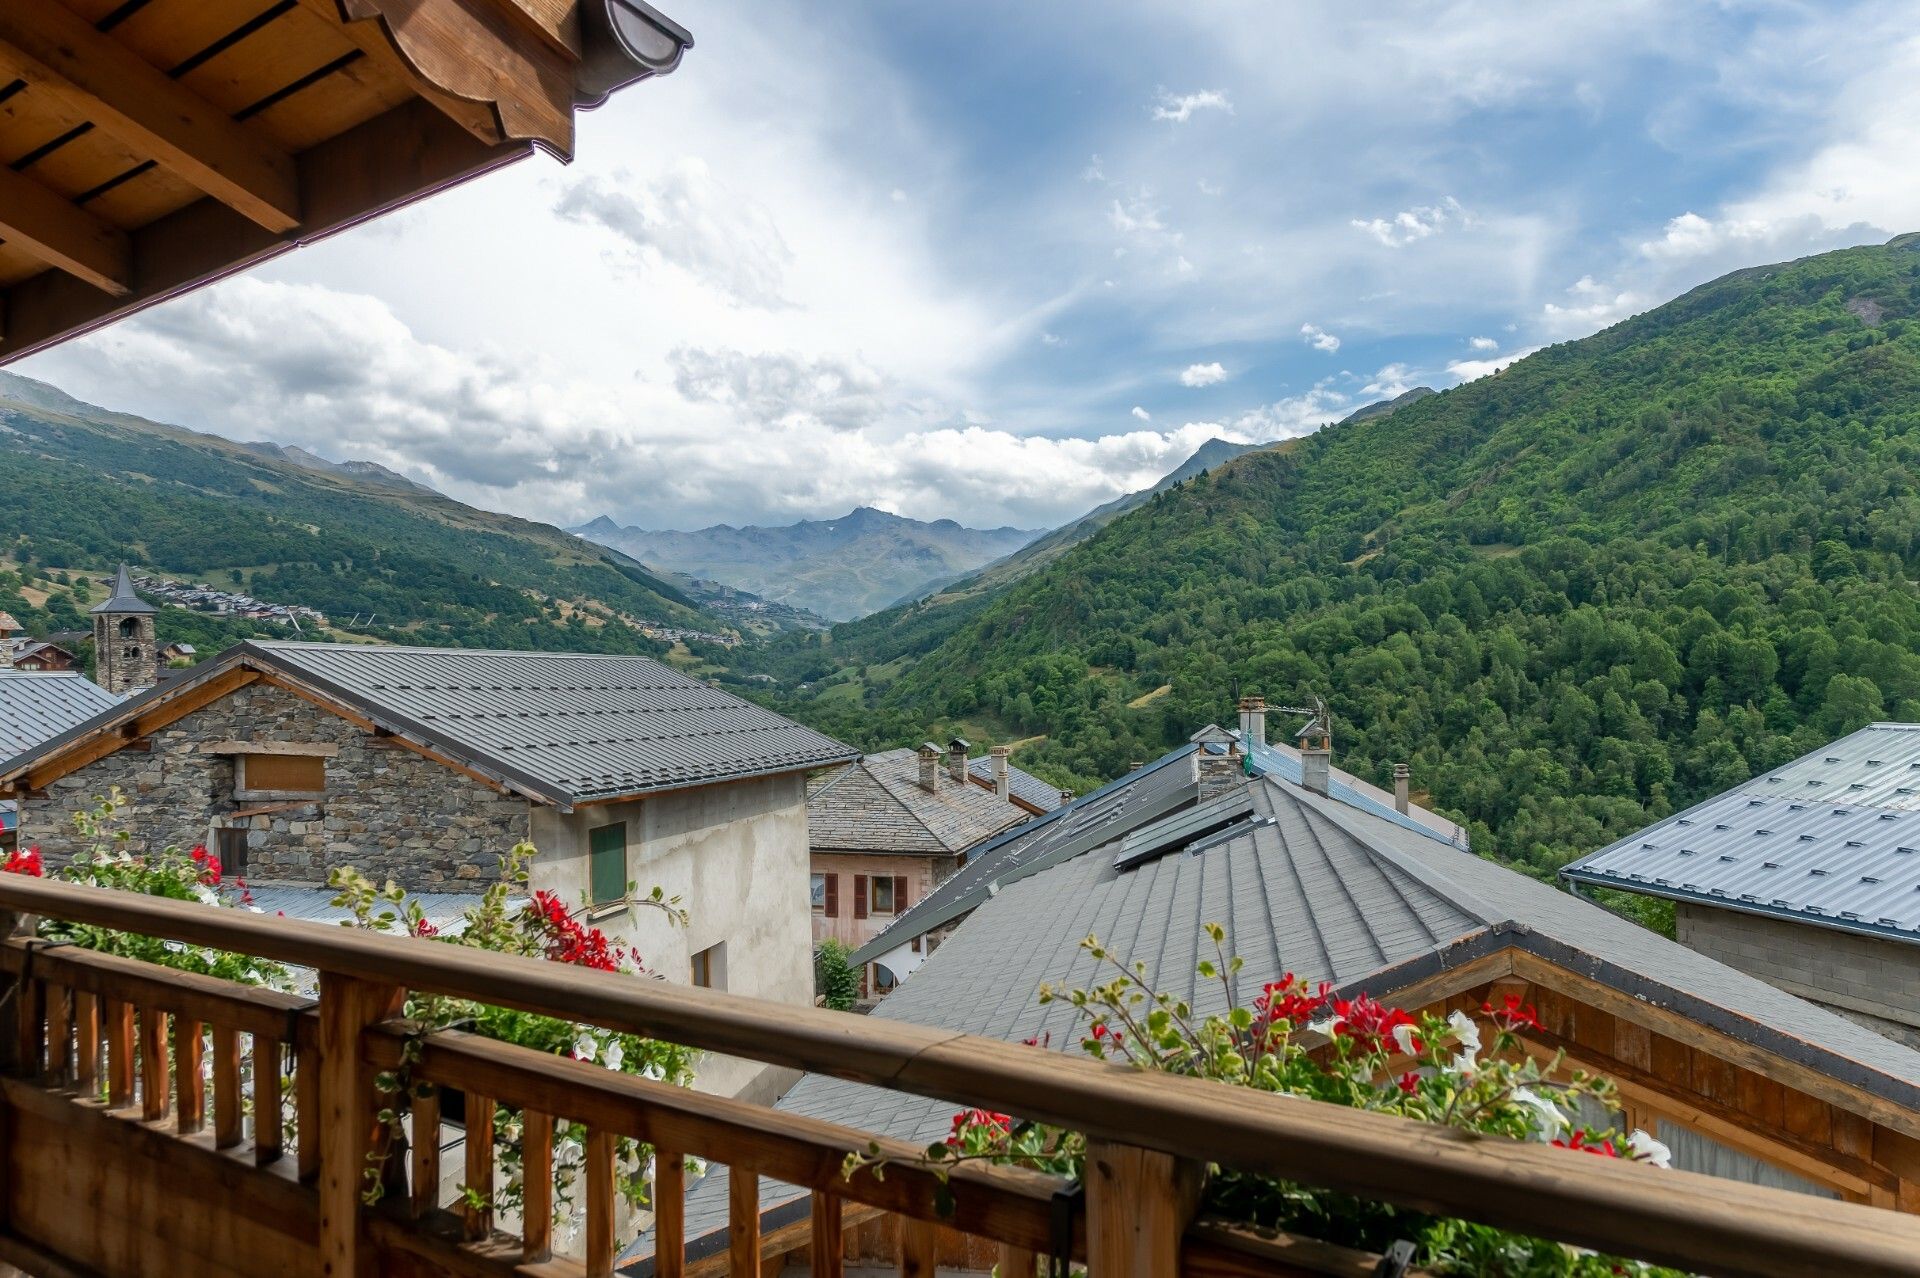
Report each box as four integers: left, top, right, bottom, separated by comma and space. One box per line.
1565, 724, 1920, 942
246, 885, 511, 935
1, 642, 858, 807
1112, 787, 1254, 870
1240, 733, 1467, 848
0, 671, 120, 758
651, 772, 1920, 1270
847, 746, 1199, 967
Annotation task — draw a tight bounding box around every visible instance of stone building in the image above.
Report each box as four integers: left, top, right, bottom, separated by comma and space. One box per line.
805, 739, 1030, 989
1565, 723, 1920, 1050
0, 640, 857, 1100
91, 565, 158, 695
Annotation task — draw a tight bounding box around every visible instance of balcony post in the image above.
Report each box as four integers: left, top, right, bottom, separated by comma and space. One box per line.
316, 972, 405, 1278
1083, 1139, 1201, 1278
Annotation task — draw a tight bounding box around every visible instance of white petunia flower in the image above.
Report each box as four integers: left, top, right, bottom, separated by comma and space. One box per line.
1510, 1088, 1568, 1139
572, 1031, 598, 1062
601, 1039, 625, 1072
1391, 1022, 1420, 1056
1627, 1129, 1672, 1168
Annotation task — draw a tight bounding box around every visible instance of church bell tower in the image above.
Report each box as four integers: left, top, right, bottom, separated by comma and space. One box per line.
92, 565, 158, 694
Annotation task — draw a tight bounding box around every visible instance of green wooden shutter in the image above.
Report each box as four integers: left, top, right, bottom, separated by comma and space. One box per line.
589, 822, 627, 904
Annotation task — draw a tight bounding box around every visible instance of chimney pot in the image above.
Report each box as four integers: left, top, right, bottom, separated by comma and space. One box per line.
947, 737, 971, 784
918, 743, 942, 793
989, 745, 1011, 801
1393, 762, 1410, 815
1058, 789, 1074, 809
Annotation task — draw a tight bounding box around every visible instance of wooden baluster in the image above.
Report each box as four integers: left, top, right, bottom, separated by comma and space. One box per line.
139, 1008, 169, 1122
462, 1092, 495, 1241
810, 1193, 844, 1278
43, 981, 71, 1085
996, 1243, 1036, 1278
654, 1146, 685, 1278
520, 1109, 553, 1258
12, 973, 43, 1077
899, 1217, 938, 1278
1083, 1140, 1202, 1278
254, 1036, 285, 1165
315, 974, 404, 1278
104, 998, 135, 1108
729, 1166, 760, 1278
72, 991, 99, 1097
213, 1025, 242, 1149
585, 1128, 616, 1278
295, 1041, 319, 1181
410, 1085, 442, 1218
175, 1017, 205, 1134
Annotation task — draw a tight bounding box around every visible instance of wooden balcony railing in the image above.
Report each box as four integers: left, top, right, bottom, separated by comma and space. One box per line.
7, 875, 1920, 1278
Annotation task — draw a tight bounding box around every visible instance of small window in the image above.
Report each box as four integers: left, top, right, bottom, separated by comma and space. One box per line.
691, 941, 726, 990
216, 827, 250, 878
870, 875, 898, 916
810, 873, 827, 912
589, 822, 628, 905
240, 754, 326, 794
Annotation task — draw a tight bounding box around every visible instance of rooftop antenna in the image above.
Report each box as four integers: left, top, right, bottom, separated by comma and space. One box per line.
1271, 696, 1332, 751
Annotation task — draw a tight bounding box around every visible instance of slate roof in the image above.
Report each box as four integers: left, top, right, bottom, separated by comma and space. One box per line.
0, 671, 120, 758
1564, 724, 1920, 943
647, 765, 1920, 1271
807, 749, 1028, 855
967, 755, 1063, 812
847, 745, 1200, 966
1239, 733, 1467, 848
0, 642, 856, 809
91, 565, 155, 615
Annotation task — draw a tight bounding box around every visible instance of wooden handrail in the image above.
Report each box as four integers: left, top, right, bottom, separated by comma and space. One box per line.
10, 876, 1920, 1275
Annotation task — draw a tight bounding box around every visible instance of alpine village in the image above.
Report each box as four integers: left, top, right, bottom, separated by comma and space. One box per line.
0, 4, 1916, 1278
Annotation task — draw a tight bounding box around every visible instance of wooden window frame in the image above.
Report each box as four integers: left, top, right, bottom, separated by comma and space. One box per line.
235, 752, 327, 800
691, 941, 726, 990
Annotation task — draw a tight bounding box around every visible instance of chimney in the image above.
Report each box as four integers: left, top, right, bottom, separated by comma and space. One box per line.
1393, 763, 1410, 815
917, 742, 942, 793
1297, 699, 1332, 797
1058, 789, 1073, 809
1128, 761, 1143, 772
1197, 739, 1243, 802
989, 745, 1011, 801
1237, 695, 1266, 750
947, 737, 971, 785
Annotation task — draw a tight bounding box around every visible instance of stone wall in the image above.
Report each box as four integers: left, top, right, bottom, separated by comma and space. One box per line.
1675, 902, 1920, 1049
22, 680, 530, 887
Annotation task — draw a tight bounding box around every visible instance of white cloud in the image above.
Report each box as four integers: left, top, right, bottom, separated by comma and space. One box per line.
1179, 361, 1229, 387
1131, 405, 1152, 421
1468, 335, 1499, 351
1351, 197, 1467, 248
1361, 364, 1415, 398
669, 347, 885, 431
1541, 275, 1649, 336
1109, 196, 1167, 236
1151, 89, 1233, 123
1300, 323, 1341, 353
554, 159, 793, 310
890, 188, 908, 203
1188, 382, 1351, 444
1446, 345, 1542, 382
1040, 331, 1063, 346
1636, 211, 1779, 261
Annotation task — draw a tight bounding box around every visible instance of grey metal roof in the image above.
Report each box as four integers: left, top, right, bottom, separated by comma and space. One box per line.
0, 671, 120, 758
846, 746, 1199, 966
646, 771, 1920, 1270
968, 755, 1063, 812
0, 642, 856, 808
1564, 724, 1920, 943
91, 565, 155, 615
1240, 733, 1467, 848
807, 748, 1028, 856
245, 885, 512, 935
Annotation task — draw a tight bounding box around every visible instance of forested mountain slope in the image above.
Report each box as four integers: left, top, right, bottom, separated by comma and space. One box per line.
761, 235, 1920, 876
0, 373, 724, 655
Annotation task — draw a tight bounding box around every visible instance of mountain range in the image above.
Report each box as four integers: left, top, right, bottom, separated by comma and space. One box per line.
571, 507, 1041, 621
0, 372, 792, 658
748, 234, 1920, 891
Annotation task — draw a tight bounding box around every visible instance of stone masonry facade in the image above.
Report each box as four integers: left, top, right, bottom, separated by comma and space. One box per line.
23, 681, 530, 887
1675, 902, 1920, 1050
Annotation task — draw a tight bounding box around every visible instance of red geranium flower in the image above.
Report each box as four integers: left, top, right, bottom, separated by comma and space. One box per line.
1552, 1131, 1620, 1158
2, 846, 44, 877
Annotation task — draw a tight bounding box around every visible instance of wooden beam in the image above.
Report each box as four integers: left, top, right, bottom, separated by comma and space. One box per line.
0, 5, 300, 233
292, 0, 506, 146
316, 973, 405, 1278
22, 667, 260, 792
1085, 1140, 1202, 1278
1, 97, 525, 365
0, 167, 130, 295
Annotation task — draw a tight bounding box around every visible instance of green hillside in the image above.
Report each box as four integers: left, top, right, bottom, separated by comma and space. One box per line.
0, 373, 730, 658
757, 235, 1920, 878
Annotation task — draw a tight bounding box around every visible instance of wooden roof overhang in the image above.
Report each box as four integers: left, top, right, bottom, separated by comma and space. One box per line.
0, 0, 691, 364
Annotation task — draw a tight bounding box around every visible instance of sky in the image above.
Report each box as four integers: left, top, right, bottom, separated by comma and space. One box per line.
22, 0, 1920, 532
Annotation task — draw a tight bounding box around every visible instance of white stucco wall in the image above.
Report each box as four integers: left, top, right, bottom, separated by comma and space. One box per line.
530, 772, 812, 1100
